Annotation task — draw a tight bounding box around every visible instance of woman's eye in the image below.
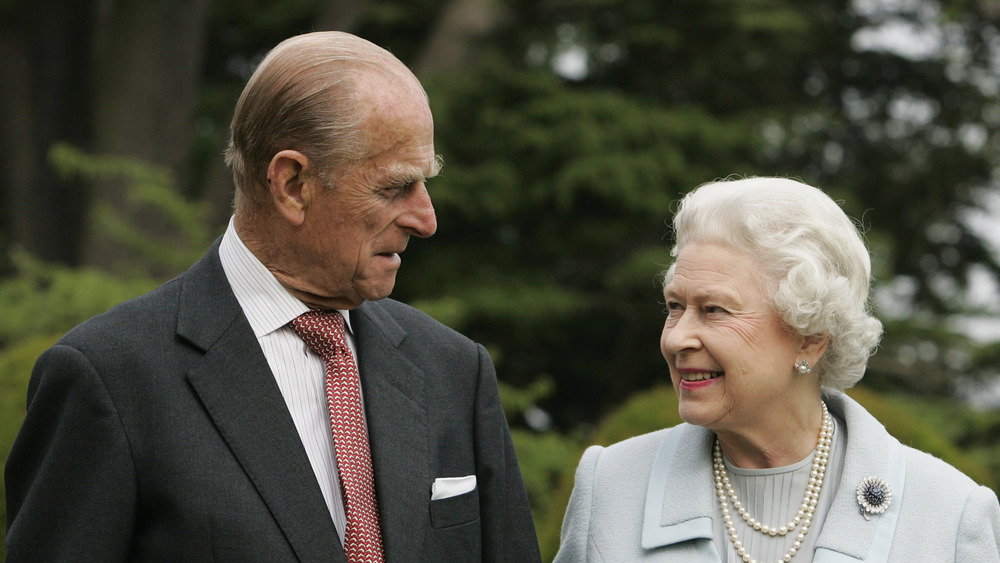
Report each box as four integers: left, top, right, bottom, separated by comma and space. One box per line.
705, 305, 726, 314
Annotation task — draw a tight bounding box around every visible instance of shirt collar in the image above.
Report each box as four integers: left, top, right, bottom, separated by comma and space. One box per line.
218, 217, 354, 337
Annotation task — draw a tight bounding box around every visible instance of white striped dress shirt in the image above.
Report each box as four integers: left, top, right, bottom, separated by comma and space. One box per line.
218, 217, 357, 544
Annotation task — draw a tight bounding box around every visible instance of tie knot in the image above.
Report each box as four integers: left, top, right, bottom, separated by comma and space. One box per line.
290, 309, 347, 361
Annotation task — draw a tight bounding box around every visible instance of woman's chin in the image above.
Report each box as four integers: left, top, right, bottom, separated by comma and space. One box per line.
677, 401, 721, 429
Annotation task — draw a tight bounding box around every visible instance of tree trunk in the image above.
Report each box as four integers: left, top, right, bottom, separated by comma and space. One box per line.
413, 0, 503, 76
83, 0, 210, 274
0, 0, 98, 265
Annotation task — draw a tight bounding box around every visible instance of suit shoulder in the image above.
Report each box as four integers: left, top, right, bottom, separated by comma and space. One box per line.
894, 441, 1000, 528
56, 242, 227, 350
604, 426, 678, 454
58, 276, 184, 348
569, 427, 684, 525
367, 298, 473, 343
902, 443, 984, 492
589, 426, 683, 474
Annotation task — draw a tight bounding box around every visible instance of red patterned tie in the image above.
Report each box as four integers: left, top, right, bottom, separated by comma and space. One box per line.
291, 310, 385, 563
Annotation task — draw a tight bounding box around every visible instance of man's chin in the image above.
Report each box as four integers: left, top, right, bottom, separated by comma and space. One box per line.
356, 279, 397, 304
285, 285, 365, 310
293, 275, 397, 309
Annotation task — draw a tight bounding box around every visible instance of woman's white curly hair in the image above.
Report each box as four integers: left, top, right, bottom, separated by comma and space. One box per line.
663, 177, 883, 390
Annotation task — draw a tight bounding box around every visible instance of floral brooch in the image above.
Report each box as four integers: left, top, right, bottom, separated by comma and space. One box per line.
856, 476, 892, 520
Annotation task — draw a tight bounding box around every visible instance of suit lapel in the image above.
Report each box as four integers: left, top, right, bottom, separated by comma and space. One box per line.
351, 302, 429, 558
179, 243, 344, 563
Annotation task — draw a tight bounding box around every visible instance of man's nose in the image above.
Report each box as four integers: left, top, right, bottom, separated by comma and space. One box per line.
401, 183, 437, 238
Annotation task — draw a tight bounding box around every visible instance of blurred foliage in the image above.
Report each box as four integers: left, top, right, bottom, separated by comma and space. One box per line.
455, 0, 1000, 420
867, 316, 1000, 398
398, 61, 761, 425
49, 143, 214, 276
0, 250, 156, 349
0, 147, 193, 350
498, 376, 585, 530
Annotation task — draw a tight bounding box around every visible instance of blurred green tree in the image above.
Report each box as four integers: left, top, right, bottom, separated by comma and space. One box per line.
393, 0, 1000, 424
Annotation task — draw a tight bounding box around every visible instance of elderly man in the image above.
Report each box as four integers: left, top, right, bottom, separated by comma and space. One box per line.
5, 32, 540, 562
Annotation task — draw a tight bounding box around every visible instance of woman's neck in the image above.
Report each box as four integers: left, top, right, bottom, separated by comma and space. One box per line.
714, 400, 826, 469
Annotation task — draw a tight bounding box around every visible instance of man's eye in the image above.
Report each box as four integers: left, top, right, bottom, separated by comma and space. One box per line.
705, 306, 726, 314
381, 181, 421, 198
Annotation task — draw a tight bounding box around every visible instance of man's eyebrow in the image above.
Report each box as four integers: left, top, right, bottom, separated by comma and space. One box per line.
381, 154, 444, 185
429, 154, 444, 179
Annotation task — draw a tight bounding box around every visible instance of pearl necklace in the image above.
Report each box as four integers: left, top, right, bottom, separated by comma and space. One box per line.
713, 402, 832, 563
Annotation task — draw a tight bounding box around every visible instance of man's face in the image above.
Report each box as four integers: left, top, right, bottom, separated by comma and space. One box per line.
290, 74, 439, 309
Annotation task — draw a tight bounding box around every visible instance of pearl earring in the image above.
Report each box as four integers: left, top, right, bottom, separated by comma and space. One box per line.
795, 360, 812, 374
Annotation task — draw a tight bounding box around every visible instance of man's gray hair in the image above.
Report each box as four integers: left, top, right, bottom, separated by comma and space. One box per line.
225, 31, 426, 212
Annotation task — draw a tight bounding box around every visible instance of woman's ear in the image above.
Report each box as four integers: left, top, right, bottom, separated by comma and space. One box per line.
267, 150, 315, 226
800, 334, 831, 367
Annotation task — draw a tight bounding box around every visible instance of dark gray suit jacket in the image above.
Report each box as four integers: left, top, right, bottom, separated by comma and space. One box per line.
5, 242, 540, 562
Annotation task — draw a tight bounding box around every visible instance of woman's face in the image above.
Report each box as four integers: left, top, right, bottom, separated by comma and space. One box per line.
660, 241, 814, 435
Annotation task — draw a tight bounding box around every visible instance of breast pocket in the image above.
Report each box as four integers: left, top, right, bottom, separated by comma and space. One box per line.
429, 488, 480, 529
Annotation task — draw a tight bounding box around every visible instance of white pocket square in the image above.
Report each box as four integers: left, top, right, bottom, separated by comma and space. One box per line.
431, 475, 477, 500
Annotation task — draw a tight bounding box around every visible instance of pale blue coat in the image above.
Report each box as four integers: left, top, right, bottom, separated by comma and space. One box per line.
554, 391, 1000, 562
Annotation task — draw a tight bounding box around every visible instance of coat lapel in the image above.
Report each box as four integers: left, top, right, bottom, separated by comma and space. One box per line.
178, 244, 344, 563
813, 392, 906, 562
641, 424, 721, 562
351, 302, 429, 559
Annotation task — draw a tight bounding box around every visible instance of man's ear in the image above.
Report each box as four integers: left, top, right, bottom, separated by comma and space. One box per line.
267, 150, 315, 226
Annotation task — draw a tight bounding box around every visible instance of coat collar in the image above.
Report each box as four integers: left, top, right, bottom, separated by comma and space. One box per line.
641, 391, 906, 562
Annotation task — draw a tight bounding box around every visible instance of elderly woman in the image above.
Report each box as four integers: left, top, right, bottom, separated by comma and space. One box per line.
554, 177, 1000, 562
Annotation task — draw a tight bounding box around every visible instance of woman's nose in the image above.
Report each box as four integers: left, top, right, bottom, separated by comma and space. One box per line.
661, 311, 701, 357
